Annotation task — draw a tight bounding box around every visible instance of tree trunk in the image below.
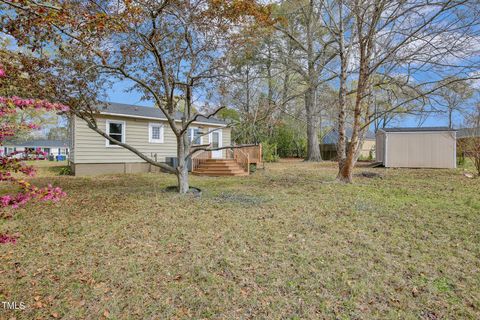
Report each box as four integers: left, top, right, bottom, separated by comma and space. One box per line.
305, 87, 322, 161
303, 4, 322, 163
337, 56, 347, 168
448, 108, 453, 128
337, 48, 368, 182
176, 135, 189, 194
336, 0, 347, 172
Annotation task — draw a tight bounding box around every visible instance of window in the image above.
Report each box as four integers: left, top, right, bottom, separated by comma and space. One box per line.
149, 123, 164, 143
188, 127, 202, 145
106, 120, 126, 147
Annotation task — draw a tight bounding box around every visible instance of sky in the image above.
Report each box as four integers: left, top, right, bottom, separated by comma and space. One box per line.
105, 79, 473, 130
2, 5, 476, 132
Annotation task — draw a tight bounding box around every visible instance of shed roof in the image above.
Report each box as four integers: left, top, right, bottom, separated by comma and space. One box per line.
3, 140, 69, 148
97, 102, 227, 126
322, 128, 375, 144
379, 127, 455, 133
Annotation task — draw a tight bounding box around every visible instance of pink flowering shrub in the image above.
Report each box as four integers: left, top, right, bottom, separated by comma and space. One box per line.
0, 64, 68, 243
0, 234, 17, 244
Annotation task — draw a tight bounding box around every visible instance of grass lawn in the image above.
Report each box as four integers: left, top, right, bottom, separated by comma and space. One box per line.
1, 159, 479, 319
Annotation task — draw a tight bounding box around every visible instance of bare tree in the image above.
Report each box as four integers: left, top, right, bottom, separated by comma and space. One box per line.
2, 0, 270, 193
332, 0, 480, 182
436, 77, 474, 128
275, 0, 336, 161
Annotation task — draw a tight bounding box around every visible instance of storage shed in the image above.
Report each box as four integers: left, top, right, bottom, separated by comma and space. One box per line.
376, 127, 456, 168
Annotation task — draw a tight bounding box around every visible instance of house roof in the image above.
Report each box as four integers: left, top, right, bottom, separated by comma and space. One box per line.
456, 127, 480, 138
3, 140, 69, 148
322, 128, 376, 144
98, 102, 227, 126
379, 127, 455, 133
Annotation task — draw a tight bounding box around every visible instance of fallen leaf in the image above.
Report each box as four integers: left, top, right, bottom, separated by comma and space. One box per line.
51, 312, 59, 318
103, 310, 110, 318
173, 274, 182, 281
412, 286, 419, 297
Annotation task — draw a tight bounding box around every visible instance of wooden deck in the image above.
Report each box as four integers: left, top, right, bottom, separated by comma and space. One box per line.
192, 159, 249, 176
192, 144, 262, 176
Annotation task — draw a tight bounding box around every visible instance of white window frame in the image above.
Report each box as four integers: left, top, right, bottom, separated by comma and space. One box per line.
149, 122, 164, 143
188, 127, 203, 145
105, 120, 126, 147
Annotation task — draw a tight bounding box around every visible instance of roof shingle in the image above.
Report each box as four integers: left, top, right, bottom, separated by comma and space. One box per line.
98, 102, 227, 125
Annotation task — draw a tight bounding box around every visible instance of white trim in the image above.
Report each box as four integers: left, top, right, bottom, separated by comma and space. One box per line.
105, 119, 126, 147
384, 133, 388, 167
188, 127, 203, 145
99, 112, 227, 127
383, 130, 456, 134
148, 122, 164, 143
453, 131, 457, 169
211, 130, 223, 159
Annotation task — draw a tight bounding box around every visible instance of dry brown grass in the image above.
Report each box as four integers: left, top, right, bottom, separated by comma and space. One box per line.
1, 159, 479, 319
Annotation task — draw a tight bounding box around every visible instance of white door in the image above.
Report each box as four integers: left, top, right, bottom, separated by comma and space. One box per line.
211, 130, 223, 159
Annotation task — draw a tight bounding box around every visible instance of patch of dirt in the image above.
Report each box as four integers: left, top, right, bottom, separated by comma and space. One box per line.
356, 171, 384, 179
215, 192, 266, 205
164, 186, 202, 196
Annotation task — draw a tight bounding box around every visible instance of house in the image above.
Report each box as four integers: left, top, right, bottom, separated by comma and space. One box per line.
456, 127, 480, 161
70, 102, 259, 176
320, 128, 376, 160
456, 127, 480, 139
1, 139, 69, 159
375, 127, 456, 168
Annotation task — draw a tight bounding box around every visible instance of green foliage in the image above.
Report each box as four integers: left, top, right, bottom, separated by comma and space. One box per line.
268, 119, 307, 158
217, 107, 240, 123
58, 166, 72, 176
48, 127, 69, 140
261, 141, 279, 162
358, 149, 374, 161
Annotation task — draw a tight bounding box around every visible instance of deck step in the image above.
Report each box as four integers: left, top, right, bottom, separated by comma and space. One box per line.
193, 158, 248, 176
192, 171, 249, 177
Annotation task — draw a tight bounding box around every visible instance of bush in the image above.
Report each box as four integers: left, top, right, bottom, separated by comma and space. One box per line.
270, 121, 307, 158
58, 166, 72, 176
262, 142, 279, 162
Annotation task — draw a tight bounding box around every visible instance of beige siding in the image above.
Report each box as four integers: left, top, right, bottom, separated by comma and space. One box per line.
359, 140, 375, 158
385, 131, 456, 168
222, 128, 231, 157
73, 115, 231, 164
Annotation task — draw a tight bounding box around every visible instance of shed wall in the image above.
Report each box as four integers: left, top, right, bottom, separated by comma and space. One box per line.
375, 132, 385, 163
385, 131, 456, 168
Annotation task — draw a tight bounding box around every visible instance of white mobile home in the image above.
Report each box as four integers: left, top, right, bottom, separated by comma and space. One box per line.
1, 140, 69, 158
376, 127, 456, 169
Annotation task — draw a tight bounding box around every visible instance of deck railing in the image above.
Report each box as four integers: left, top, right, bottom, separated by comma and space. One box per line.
233, 144, 262, 165
192, 144, 262, 173
233, 148, 250, 174
191, 150, 211, 172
